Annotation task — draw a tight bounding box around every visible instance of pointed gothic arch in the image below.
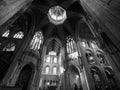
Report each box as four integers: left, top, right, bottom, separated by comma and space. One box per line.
75, 19, 94, 39
90, 66, 105, 90
15, 64, 34, 90
104, 67, 119, 90
30, 31, 43, 50
67, 65, 83, 90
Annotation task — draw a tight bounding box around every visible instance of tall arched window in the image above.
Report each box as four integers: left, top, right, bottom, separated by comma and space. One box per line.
46, 56, 51, 63
53, 66, 57, 74
45, 66, 50, 74
13, 31, 24, 39
66, 36, 78, 59
30, 31, 43, 50
66, 37, 76, 54
2, 30, 10, 37
91, 69, 102, 90
53, 57, 57, 63
3, 43, 16, 51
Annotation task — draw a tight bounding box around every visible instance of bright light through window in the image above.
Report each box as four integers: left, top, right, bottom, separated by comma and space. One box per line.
48, 6, 67, 25
54, 57, 57, 63
45, 66, 49, 74
2, 30, 10, 37
53, 67, 57, 74
30, 31, 43, 50
49, 51, 57, 55
13, 31, 24, 39
66, 37, 77, 55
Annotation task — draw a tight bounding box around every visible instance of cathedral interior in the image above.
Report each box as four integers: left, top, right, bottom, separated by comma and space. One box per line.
0, 0, 120, 90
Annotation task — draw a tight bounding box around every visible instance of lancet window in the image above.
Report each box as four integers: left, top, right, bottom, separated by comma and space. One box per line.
45, 66, 50, 74
30, 31, 43, 50
66, 37, 78, 59
13, 31, 24, 39
2, 30, 10, 37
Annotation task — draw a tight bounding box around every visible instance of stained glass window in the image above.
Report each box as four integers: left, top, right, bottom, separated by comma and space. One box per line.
30, 31, 43, 50
2, 30, 10, 37
53, 66, 57, 74
91, 41, 98, 48
66, 37, 78, 59
66, 37, 77, 54
45, 66, 50, 74
13, 31, 24, 39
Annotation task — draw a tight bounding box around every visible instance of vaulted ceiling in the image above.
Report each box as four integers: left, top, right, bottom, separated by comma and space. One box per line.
31, 0, 85, 41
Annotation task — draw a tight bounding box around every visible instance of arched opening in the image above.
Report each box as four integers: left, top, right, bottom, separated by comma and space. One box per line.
73, 84, 78, 90
0, 11, 33, 83
45, 66, 50, 74
67, 65, 83, 90
91, 67, 103, 90
77, 21, 95, 39
15, 64, 33, 90
104, 69, 119, 90
53, 66, 57, 75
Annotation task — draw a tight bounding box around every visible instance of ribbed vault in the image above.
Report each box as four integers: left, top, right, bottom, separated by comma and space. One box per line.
32, 0, 84, 41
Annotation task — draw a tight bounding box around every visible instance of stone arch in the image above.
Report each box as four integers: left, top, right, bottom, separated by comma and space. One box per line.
75, 19, 94, 39
67, 64, 83, 90
15, 63, 35, 90
90, 66, 105, 90
104, 67, 119, 90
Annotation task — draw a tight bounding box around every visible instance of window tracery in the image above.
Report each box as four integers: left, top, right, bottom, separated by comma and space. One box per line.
2, 30, 10, 37
13, 31, 24, 39
30, 31, 43, 50
66, 37, 78, 59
